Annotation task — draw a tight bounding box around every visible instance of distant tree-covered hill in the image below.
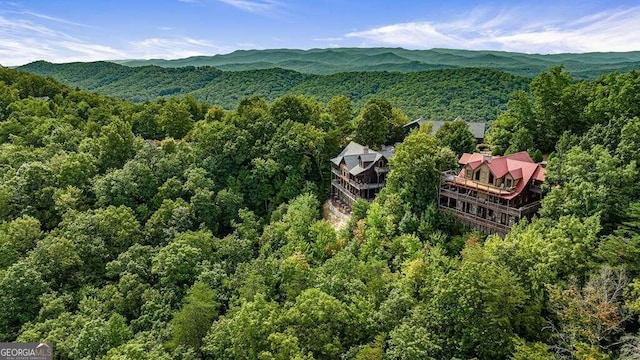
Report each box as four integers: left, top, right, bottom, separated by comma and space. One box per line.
109, 47, 640, 79
18, 61, 529, 121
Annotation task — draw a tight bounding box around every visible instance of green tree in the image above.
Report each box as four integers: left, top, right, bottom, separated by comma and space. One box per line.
541, 145, 637, 231
93, 160, 159, 209
385, 124, 444, 215
144, 198, 195, 246
169, 282, 219, 352
3, 161, 57, 227
387, 254, 526, 360
95, 118, 137, 171
131, 104, 162, 139
0, 261, 48, 340
506, 127, 534, 155
0, 215, 42, 269
29, 236, 82, 288
354, 98, 393, 148
327, 95, 354, 132
435, 118, 476, 156
152, 230, 215, 287
530, 65, 576, 152
55, 152, 98, 189
282, 288, 349, 359
72, 313, 133, 359
270, 95, 320, 125
203, 294, 281, 359
617, 117, 640, 165
158, 98, 193, 139
57, 206, 143, 282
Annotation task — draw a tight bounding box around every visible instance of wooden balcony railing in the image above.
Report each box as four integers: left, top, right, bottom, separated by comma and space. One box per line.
441, 171, 514, 196
439, 188, 541, 216
332, 168, 385, 190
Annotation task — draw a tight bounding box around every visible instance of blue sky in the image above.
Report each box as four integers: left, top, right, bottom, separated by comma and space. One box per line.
1, 0, 639, 66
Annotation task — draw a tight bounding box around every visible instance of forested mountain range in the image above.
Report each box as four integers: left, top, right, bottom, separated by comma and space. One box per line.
108, 48, 640, 79
19, 61, 528, 121
2, 58, 640, 359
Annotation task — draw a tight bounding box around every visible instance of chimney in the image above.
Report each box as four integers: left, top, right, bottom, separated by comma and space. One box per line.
483, 154, 492, 163
363, 146, 369, 154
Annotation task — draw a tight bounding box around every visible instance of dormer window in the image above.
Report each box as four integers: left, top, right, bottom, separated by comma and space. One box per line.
506, 178, 513, 188
488, 173, 494, 185
474, 170, 480, 181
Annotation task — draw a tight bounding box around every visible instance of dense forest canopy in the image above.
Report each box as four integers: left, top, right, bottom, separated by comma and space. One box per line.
108, 47, 640, 79
0, 64, 640, 359
19, 61, 529, 121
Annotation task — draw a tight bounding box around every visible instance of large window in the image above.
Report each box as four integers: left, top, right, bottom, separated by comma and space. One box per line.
474, 170, 480, 181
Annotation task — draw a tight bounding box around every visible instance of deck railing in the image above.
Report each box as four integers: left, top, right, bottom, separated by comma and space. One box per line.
441, 171, 514, 196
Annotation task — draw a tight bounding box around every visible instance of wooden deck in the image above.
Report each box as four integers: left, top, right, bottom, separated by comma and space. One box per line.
439, 207, 511, 235
445, 174, 513, 196
438, 187, 542, 235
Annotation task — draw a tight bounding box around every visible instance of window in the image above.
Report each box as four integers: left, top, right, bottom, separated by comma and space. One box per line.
474, 170, 480, 181
506, 178, 513, 188
488, 173, 494, 185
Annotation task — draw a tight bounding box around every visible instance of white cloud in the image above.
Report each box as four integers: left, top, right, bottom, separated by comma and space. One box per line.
0, 14, 126, 66
0, 8, 231, 66
346, 22, 459, 48
21, 10, 91, 28
345, 6, 640, 53
313, 37, 343, 42
218, 0, 280, 14
128, 37, 231, 59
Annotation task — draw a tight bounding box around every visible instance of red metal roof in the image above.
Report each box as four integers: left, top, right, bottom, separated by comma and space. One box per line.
456, 151, 545, 200
467, 160, 482, 170
532, 166, 545, 182
503, 151, 534, 163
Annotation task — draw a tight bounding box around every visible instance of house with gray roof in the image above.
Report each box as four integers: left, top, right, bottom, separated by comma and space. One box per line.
330, 142, 393, 209
403, 117, 486, 143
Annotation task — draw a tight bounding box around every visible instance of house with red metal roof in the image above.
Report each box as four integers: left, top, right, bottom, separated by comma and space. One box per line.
438, 151, 545, 235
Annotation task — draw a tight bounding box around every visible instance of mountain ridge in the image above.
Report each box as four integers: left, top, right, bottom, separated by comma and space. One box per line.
107, 47, 640, 78
18, 60, 530, 121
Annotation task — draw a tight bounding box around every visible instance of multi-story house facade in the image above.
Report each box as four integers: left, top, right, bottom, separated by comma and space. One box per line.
330, 142, 393, 211
438, 151, 545, 235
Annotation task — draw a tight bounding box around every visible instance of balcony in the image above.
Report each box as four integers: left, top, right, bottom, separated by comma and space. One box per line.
439, 188, 521, 217
530, 184, 542, 194
331, 180, 359, 203
439, 187, 541, 216
439, 206, 512, 235
332, 168, 385, 190
441, 171, 514, 196
374, 166, 389, 173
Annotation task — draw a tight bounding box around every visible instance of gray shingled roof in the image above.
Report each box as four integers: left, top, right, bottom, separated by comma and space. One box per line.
403, 117, 486, 139
359, 153, 377, 162
331, 142, 394, 176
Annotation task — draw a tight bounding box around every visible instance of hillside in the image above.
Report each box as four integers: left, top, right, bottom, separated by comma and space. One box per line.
110, 47, 640, 79
2, 64, 640, 360
19, 61, 529, 121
